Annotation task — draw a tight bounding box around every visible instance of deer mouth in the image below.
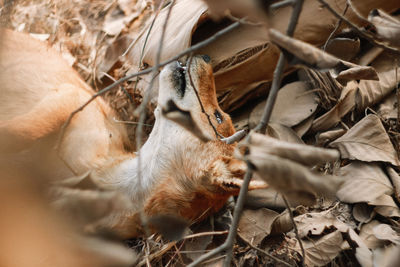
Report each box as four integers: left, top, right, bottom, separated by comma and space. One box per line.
171, 61, 187, 98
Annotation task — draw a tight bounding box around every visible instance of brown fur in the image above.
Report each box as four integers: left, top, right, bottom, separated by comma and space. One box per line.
0, 29, 265, 238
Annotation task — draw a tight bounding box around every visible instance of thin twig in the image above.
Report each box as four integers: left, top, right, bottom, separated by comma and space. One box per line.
255, 0, 304, 134
220, 129, 247, 144
317, 0, 400, 55
187, 167, 254, 267
135, 1, 175, 237
322, 3, 349, 51
282, 195, 305, 266
186, 54, 224, 139
269, 0, 295, 11
241, 237, 293, 267
57, 20, 242, 150
189, 1, 306, 266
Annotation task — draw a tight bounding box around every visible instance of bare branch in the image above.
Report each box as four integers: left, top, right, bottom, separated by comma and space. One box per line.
220, 129, 247, 144
57, 19, 243, 150
282, 195, 305, 265
317, 0, 400, 55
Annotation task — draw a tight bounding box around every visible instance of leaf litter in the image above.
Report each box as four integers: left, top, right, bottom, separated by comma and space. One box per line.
2, 0, 400, 266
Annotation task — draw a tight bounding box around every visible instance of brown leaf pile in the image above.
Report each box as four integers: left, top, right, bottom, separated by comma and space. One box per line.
2, 0, 400, 266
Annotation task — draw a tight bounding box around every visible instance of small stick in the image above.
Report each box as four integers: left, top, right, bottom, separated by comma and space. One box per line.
282, 195, 305, 265
322, 3, 349, 51
317, 0, 400, 55
57, 20, 243, 150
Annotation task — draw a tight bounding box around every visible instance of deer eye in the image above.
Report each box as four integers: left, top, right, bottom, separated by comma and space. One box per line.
173, 67, 186, 98
214, 110, 223, 124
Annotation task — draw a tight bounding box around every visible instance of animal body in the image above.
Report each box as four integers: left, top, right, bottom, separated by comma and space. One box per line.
0, 29, 265, 238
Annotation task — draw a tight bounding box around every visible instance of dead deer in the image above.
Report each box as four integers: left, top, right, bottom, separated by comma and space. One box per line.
0, 29, 265, 238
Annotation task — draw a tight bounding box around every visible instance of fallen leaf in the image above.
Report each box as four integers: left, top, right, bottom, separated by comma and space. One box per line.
294, 211, 348, 238
368, 9, 400, 47
248, 133, 340, 167
249, 81, 318, 128
295, 230, 346, 266
238, 208, 279, 246
370, 194, 400, 217
336, 162, 393, 204
373, 244, 400, 267
266, 123, 304, 144
325, 37, 360, 61
201, 0, 268, 22
352, 203, 375, 224
373, 224, 400, 245
316, 128, 346, 146
356, 69, 400, 112
329, 114, 400, 166
377, 92, 398, 120
268, 29, 379, 81
311, 81, 358, 132
386, 167, 400, 203
360, 220, 389, 249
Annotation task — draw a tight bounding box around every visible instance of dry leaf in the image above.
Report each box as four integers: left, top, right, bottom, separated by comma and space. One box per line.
249, 81, 318, 128
311, 80, 358, 132
356, 68, 400, 112
248, 133, 339, 167
271, 209, 293, 235
371, 194, 400, 217
329, 115, 400, 166
295, 230, 346, 266
360, 220, 390, 249
355, 246, 373, 267
268, 29, 379, 81
201, 0, 268, 22
316, 128, 346, 146
294, 211, 348, 238
325, 37, 360, 61
377, 92, 398, 120
336, 162, 393, 204
373, 244, 400, 267
266, 122, 304, 143
373, 224, 400, 245
352, 203, 375, 224
238, 208, 279, 246
386, 167, 400, 203
368, 9, 400, 47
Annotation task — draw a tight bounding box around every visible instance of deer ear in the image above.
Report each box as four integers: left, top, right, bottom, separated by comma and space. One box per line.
211, 158, 268, 194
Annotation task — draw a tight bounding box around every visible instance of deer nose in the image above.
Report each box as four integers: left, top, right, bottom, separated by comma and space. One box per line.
201, 55, 211, 63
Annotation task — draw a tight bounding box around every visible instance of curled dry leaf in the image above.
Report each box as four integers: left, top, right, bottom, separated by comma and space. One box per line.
336, 162, 393, 204
368, 9, 400, 47
373, 244, 400, 267
352, 203, 375, 224
373, 224, 400, 245
386, 167, 400, 203
325, 37, 360, 61
360, 220, 390, 249
238, 208, 279, 246
294, 211, 349, 238
377, 92, 398, 120
329, 114, 400, 166
370, 194, 400, 218
266, 122, 304, 144
311, 80, 358, 132
356, 68, 400, 112
246, 153, 341, 205
248, 133, 340, 167
201, 0, 268, 22
249, 81, 318, 129
294, 230, 346, 267
316, 128, 346, 146
268, 29, 379, 81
